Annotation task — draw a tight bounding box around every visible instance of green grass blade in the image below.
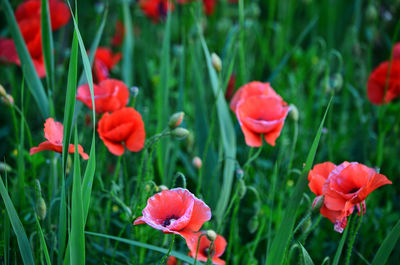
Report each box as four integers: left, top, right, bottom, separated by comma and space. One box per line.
70, 128, 85, 265
121, 1, 134, 87
85, 231, 204, 265
62, 29, 79, 175
35, 215, 52, 265
156, 9, 172, 181
199, 33, 237, 225
0, 0, 49, 118
332, 217, 350, 265
41, 0, 55, 92
0, 176, 35, 265
17, 80, 25, 207
299, 242, 315, 265
370, 219, 400, 265
57, 177, 67, 265
266, 96, 333, 265
77, 8, 108, 86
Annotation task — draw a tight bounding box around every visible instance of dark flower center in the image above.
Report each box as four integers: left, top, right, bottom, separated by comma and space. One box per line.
163, 215, 179, 227
158, 2, 167, 19
348, 187, 360, 193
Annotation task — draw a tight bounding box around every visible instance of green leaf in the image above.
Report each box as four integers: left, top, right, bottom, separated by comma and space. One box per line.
85, 231, 204, 265
299, 242, 315, 265
41, 0, 55, 92
371, 219, 400, 265
70, 128, 85, 265
156, 8, 172, 183
121, 1, 134, 87
0, 0, 49, 118
266, 96, 333, 265
199, 31, 237, 225
0, 176, 35, 265
35, 215, 52, 265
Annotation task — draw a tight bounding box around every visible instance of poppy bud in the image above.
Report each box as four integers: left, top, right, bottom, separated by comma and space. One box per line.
366, 4, 378, 22
159, 185, 169, 191
331, 73, 343, 92
0, 84, 6, 97
192, 156, 202, 169
248, 215, 259, 233
34, 179, 42, 197
36, 197, 47, 220
0, 162, 12, 172
130, 86, 139, 98
238, 178, 247, 199
211, 53, 222, 72
206, 229, 217, 241
168, 112, 184, 129
171, 128, 189, 139
312, 195, 324, 211
289, 104, 299, 122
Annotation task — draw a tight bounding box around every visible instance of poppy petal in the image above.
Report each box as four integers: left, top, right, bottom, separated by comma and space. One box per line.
44, 118, 63, 144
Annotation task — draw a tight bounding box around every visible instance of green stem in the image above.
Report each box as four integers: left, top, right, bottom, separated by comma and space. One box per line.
345, 210, 364, 265
160, 234, 175, 265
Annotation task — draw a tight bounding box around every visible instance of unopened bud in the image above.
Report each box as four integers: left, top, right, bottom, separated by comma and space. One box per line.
171, 128, 189, 139
168, 112, 184, 129
0, 162, 12, 172
0, 84, 7, 97
331, 73, 343, 92
238, 178, 247, 199
36, 197, 47, 220
192, 156, 202, 169
206, 230, 217, 241
159, 185, 168, 191
289, 104, 299, 121
248, 215, 259, 233
312, 195, 324, 211
366, 5, 378, 22
211, 53, 222, 72
130, 86, 139, 98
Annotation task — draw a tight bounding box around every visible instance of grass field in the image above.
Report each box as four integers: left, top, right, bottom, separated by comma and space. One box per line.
1, 0, 400, 264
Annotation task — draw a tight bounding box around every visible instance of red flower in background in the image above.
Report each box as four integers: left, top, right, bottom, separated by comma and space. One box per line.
0, 0, 70, 78
176, 0, 216, 15
167, 256, 177, 265
77, 79, 130, 113
225, 74, 236, 100
111, 21, 125, 47
393, 43, 400, 60
134, 188, 211, 242
230, 81, 290, 147
30, 118, 89, 160
93, 47, 122, 82
139, 0, 174, 22
186, 232, 227, 265
308, 162, 392, 233
97, 107, 145, 155
367, 60, 400, 104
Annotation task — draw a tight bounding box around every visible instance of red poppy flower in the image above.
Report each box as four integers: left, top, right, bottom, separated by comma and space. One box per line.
111, 21, 125, 47
92, 47, 122, 82
0, 0, 70, 78
134, 188, 211, 241
308, 162, 392, 233
77, 79, 130, 113
393, 43, 400, 60
139, 0, 174, 22
367, 60, 400, 105
225, 74, 236, 100
202, 0, 216, 15
186, 231, 227, 265
97, 107, 145, 156
30, 118, 89, 160
230, 81, 289, 147
167, 256, 177, 265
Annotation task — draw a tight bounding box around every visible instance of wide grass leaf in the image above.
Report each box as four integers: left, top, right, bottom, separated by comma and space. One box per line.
371, 219, 400, 265
41, 0, 55, 91
0, 176, 35, 265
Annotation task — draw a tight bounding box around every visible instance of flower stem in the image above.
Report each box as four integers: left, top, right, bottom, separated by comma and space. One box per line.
160, 234, 175, 265
345, 209, 364, 265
